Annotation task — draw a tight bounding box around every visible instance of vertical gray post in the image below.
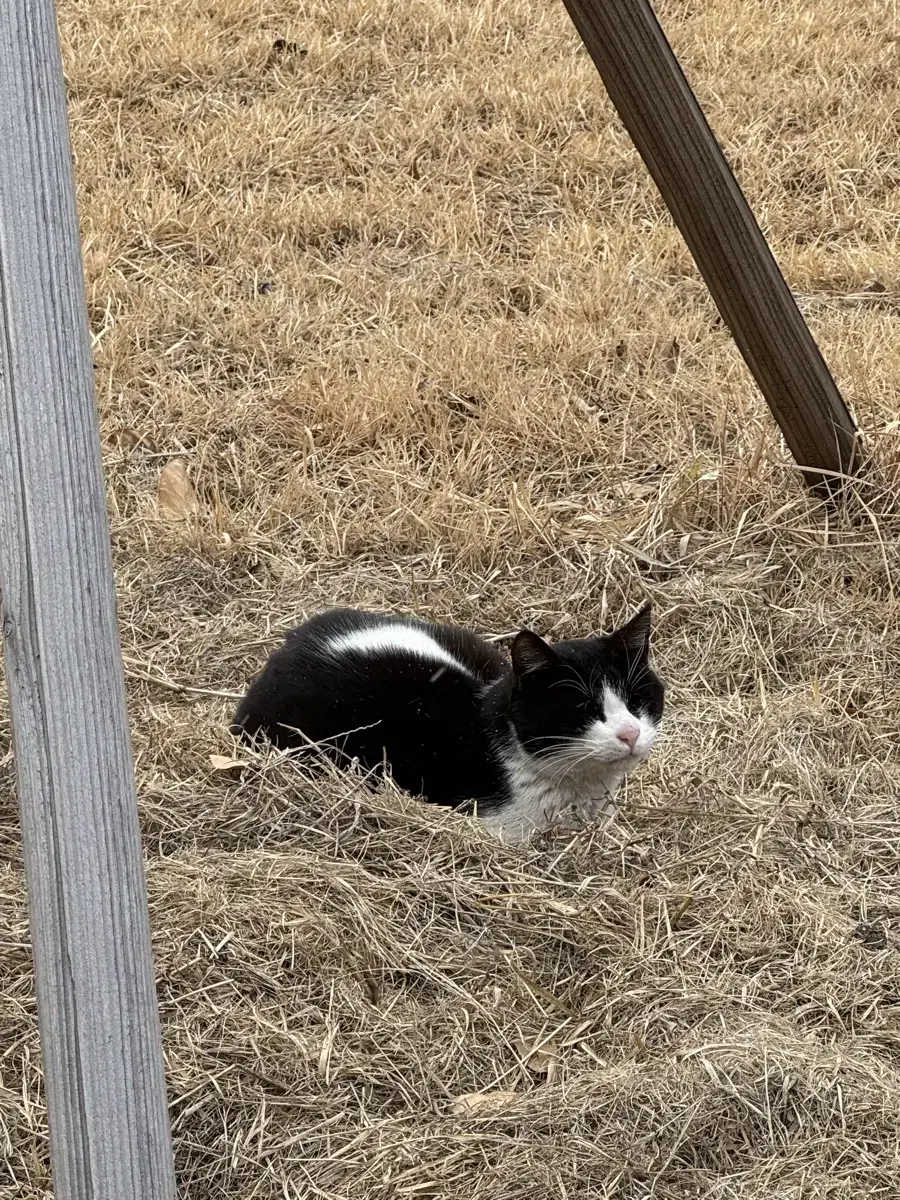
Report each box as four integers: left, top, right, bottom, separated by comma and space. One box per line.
0, 2, 176, 1197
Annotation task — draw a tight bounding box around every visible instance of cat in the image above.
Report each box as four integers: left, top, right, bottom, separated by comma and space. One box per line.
231, 604, 664, 842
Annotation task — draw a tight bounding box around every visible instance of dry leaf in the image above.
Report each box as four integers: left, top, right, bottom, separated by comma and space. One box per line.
115, 427, 141, 450
515, 1038, 560, 1076
157, 458, 198, 520
210, 754, 247, 771
451, 1091, 517, 1116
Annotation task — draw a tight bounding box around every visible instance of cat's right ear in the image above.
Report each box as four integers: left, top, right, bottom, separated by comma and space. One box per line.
511, 630, 559, 677
614, 602, 653, 657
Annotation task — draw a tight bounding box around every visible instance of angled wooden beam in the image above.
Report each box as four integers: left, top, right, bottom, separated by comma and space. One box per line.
561, 0, 861, 495
0, 1, 176, 1196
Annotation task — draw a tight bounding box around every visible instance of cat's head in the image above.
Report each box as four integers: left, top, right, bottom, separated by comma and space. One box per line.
506, 604, 664, 773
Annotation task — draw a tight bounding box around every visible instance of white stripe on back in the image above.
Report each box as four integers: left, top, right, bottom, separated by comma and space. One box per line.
327, 624, 473, 676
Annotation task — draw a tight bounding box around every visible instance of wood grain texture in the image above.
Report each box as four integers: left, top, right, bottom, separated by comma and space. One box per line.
561, 0, 861, 492
0, 2, 176, 1197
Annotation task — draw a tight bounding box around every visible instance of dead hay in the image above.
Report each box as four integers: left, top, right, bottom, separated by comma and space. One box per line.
3, 0, 900, 1195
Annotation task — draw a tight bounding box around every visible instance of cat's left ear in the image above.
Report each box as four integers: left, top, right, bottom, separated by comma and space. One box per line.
613, 602, 652, 656
511, 629, 559, 676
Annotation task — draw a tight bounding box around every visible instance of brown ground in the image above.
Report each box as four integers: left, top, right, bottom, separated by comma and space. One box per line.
3, 0, 900, 1196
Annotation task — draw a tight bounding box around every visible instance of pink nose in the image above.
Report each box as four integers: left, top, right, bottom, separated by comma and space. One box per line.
617, 724, 639, 752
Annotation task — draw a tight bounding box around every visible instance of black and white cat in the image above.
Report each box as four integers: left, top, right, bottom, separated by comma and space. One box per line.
232, 606, 664, 841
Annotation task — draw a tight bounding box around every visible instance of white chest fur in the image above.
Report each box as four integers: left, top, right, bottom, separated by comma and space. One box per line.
480, 743, 628, 843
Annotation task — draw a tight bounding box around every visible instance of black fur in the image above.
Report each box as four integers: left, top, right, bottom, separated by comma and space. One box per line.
231, 605, 664, 816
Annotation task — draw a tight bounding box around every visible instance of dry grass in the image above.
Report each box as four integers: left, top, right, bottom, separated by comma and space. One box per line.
3, 0, 900, 1195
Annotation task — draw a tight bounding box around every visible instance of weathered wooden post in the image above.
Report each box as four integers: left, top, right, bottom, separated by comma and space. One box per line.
0, 2, 176, 1197
561, 0, 861, 495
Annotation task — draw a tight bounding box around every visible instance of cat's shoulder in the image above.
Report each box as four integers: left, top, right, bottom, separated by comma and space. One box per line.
426, 617, 505, 680
286, 607, 375, 638
286, 608, 505, 681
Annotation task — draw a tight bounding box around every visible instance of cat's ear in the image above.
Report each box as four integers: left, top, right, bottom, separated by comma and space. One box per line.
613, 603, 652, 656
511, 629, 559, 676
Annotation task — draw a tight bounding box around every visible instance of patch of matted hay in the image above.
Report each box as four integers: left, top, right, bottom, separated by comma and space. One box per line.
4, 526, 900, 1198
